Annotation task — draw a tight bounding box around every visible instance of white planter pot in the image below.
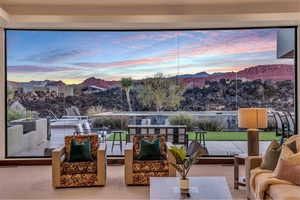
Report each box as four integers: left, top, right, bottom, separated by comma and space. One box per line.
180, 178, 189, 190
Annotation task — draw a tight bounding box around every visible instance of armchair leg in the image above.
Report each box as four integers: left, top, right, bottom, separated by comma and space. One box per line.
97, 145, 106, 186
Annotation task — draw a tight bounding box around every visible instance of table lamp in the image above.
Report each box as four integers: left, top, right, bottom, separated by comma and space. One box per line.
238, 108, 268, 156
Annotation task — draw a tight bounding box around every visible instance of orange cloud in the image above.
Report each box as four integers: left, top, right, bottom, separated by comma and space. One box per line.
75, 56, 176, 69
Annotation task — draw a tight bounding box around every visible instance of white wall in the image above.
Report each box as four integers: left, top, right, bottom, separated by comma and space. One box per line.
7, 119, 47, 156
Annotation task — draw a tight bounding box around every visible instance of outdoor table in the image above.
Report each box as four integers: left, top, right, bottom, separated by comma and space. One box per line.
127, 125, 187, 146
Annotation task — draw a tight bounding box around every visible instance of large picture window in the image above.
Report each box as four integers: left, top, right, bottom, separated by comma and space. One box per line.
5, 27, 297, 158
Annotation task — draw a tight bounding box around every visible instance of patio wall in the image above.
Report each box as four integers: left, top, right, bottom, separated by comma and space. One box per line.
7, 119, 47, 156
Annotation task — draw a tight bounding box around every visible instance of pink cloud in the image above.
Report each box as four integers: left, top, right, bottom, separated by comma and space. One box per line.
76, 30, 277, 73
166, 31, 276, 58
75, 56, 176, 69
113, 31, 198, 44
76, 31, 276, 70
113, 34, 151, 44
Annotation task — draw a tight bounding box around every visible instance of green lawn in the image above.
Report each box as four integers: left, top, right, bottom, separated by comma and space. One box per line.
107, 131, 279, 141
188, 131, 279, 141
107, 133, 127, 141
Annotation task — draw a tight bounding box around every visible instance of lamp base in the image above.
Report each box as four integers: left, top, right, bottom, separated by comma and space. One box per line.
247, 129, 259, 156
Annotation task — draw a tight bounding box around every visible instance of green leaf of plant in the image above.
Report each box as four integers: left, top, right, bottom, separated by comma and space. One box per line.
170, 162, 183, 173
170, 146, 186, 164
177, 146, 187, 161
169, 148, 183, 164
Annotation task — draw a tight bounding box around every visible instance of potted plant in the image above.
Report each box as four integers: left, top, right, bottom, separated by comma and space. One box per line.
169, 146, 205, 192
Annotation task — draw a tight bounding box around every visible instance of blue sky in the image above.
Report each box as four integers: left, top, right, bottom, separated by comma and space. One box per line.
7, 28, 294, 84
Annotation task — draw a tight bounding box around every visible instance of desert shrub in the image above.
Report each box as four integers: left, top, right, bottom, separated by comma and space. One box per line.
192, 119, 224, 131
7, 109, 39, 122
92, 116, 128, 130
86, 105, 105, 116
7, 109, 27, 122
169, 113, 193, 131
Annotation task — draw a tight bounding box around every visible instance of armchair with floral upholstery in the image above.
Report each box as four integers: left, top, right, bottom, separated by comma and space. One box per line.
124, 135, 176, 185
52, 135, 106, 188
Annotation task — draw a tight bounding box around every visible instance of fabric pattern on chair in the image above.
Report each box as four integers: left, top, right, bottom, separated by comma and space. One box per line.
133, 135, 167, 160
60, 173, 98, 187
132, 171, 170, 185
62, 161, 97, 175
133, 160, 169, 172
64, 135, 99, 160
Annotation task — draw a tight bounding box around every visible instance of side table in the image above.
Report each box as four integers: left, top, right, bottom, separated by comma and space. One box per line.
234, 154, 247, 190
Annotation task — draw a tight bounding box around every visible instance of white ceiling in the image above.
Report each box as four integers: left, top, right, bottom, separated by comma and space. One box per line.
0, 0, 299, 29
0, 0, 293, 6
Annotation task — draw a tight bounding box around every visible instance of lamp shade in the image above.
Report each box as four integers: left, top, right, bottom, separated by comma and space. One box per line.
238, 108, 268, 129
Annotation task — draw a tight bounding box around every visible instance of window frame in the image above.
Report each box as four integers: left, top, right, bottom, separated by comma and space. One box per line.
4, 26, 298, 159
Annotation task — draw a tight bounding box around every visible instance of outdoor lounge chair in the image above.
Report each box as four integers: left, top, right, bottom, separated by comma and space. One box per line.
124, 135, 176, 185
273, 112, 289, 143
283, 111, 295, 136
52, 135, 106, 188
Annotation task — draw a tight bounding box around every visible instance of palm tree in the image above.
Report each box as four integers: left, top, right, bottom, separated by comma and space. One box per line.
121, 77, 133, 111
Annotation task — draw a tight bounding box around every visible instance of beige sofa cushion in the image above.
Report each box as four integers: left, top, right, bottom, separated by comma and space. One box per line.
276, 159, 300, 185
268, 184, 300, 200
274, 136, 300, 177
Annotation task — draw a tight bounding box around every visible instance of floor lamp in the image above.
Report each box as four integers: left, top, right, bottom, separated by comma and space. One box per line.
238, 108, 268, 156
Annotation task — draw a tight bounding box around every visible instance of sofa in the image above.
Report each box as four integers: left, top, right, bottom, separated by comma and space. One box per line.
246, 134, 300, 200
52, 135, 106, 188
124, 135, 176, 185
246, 156, 300, 199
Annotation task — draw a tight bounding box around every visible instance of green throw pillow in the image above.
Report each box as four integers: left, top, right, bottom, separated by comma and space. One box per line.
69, 140, 94, 162
287, 140, 298, 154
137, 138, 162, 160
260, 139, 281, 170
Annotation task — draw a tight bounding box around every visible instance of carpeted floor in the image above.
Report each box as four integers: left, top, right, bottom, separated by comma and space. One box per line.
0, 164, 246, 199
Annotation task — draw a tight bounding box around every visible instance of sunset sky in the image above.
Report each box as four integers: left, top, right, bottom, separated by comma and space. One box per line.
7, 28, 294, 84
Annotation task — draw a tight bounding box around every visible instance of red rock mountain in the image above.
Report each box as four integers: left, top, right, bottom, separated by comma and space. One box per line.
80, 77, 119, 88
79, 64, 293, 89
181, 64, 294, 88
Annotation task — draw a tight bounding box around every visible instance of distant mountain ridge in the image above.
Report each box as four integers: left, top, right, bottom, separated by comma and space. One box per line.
8, 80, 65, 88
79, 77, 119, 89
180, 64, 294, 88
8, 64, 294, 89
175, 71, 226, 78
